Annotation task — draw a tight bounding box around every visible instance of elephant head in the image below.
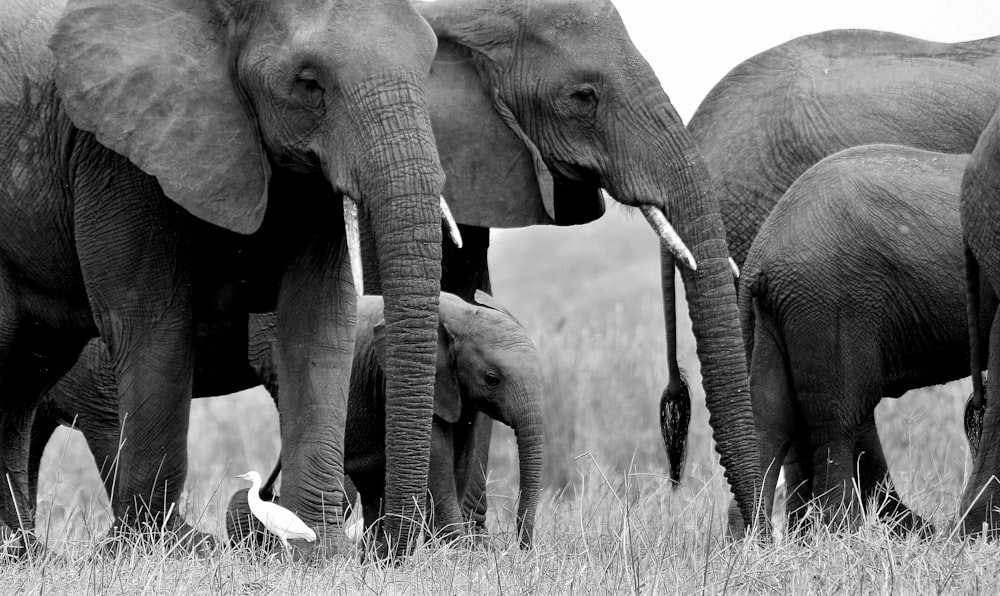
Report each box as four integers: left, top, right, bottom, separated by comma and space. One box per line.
49, 0, 446, 556
417, 0, 763, 531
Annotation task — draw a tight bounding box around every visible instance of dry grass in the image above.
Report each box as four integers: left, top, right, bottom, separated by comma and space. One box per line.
15, 212, 999, 594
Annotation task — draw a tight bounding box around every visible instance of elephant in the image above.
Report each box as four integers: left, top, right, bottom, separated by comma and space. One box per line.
224, 292, 543, 549
30, 292, 544, 548
1, 0, 448, 558
960, 104, 1000, 536
739, 143, 993, 532
412, 0, 764, 535
662, 28, 1000, 495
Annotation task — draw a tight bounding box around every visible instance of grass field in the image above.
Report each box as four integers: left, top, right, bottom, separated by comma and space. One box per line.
13, 210, 1000, 594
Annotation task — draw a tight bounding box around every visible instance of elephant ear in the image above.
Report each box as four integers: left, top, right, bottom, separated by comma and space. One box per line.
430, 40, 553, 227
419, 0, 605, 227
473, 290, 523, 328
373, 313, 462, 424
49, 0, 269, 234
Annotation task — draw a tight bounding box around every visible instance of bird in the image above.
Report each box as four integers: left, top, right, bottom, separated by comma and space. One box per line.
235, 470, 317, 554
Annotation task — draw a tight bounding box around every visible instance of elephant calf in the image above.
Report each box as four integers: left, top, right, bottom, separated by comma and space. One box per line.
30, 292, 544, 548
739, 144, 995, 534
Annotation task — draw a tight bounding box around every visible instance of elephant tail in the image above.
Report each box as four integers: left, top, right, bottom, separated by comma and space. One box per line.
659, 252, 692, 488
965, 243, 987, 456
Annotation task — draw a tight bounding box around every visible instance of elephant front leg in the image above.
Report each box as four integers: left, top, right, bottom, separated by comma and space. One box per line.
74, 171, 211, 553
273, 231, 356, 559
428, 421, 466, 542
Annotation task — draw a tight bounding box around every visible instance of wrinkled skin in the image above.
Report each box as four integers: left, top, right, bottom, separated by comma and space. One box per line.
0, 0, 445, 558
415, 0, 764, 534
960, 106, 1000, 537
662, 28, 1000, 522
226, 292, 544, 550
741, 144, 995, 533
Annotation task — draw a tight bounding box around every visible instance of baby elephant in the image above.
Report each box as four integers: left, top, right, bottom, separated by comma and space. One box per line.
31, 292, 544, 548
739, 144, 995, 534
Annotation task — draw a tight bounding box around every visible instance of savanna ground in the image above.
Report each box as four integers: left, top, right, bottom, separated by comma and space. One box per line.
8, 210, 999, 594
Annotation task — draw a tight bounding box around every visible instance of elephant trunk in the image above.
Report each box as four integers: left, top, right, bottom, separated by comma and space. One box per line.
344, 74, 446, 557
610, 95, 765, 535
497, 382, 544, 549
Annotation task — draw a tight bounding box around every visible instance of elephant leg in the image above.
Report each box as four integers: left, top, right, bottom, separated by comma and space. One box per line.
273, 228, 355, 558
740, 302, 796, 528
0, 322, 89, 555
428, 421, 465, 542
961, 306, 1000, 536
854, 413, 932, 537
73, 170, 208, 549
438, 224, 493, 535
461, 413, 492, 534
781, 438, 814, 536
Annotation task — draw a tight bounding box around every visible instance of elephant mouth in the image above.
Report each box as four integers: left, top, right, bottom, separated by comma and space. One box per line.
550, 164, 605, 226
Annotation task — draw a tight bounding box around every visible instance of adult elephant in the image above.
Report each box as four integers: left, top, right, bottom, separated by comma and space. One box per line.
662, 29, 1000, 487
960, 106, 1000, 536
741, 144, 989, 533
411, 0, 764, 534
1, 0, 447, 558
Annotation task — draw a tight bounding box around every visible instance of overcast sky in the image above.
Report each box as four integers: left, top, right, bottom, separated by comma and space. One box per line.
612, 0, 1000, 121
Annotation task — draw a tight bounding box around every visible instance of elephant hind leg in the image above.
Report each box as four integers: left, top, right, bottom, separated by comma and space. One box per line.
747, 301, 799, 525
961, 306, 1000, 536
0, 317, 89, 552
855, 413, 932, 537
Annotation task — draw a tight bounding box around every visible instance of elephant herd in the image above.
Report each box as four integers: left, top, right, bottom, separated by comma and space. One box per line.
3, 0, 1000, 565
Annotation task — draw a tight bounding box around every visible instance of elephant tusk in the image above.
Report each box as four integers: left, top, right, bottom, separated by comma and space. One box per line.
343, 196, 363, 296
640, 206, 697, 271
729, 257, 740, 280
440, 196, 463, 249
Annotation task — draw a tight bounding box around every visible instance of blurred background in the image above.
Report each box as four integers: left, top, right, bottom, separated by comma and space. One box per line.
36, 0, 1000, 541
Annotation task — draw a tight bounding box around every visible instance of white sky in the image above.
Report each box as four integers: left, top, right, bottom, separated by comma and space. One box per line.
612, 0, 1000, 122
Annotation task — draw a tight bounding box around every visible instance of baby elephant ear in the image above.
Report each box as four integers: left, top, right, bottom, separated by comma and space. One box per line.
433, 322, 462, 424
50, 0, 269, 234
473, 290, 523, 327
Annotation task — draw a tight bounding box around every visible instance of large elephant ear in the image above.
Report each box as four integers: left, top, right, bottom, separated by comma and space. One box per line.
49, 0, 269, 234
429, 40, 553, 227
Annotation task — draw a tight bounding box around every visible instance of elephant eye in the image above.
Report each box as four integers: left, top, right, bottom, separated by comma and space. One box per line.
484, 370, 502, 389
570, 86, 598, 104
292, 69, 325, 109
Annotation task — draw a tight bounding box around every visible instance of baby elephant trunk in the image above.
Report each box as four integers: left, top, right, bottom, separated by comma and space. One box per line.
505, 384, 544, 549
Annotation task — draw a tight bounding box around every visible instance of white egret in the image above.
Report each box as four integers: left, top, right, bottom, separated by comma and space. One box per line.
235, 471, 317, 554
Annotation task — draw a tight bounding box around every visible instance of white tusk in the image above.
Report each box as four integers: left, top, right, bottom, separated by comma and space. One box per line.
343, 197, 363, 297
729, 257, 740, 279
439, 196, 463, 249
640, 206, 697, 271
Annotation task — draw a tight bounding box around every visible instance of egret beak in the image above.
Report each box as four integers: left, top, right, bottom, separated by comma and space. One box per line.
640, 206, 697, 271
440, 195, 463, 249
343, 196, 363, 297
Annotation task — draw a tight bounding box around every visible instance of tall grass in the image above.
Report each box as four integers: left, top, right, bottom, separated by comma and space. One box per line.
19, 212, 1000, 593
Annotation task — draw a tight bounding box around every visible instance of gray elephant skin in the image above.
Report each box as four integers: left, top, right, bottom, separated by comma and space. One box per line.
31, 293, 543, 547
960, 104, 1000, 537
1, 0, 448, 558
662, 28, 1000, 506
740, 143, 995, 533
417, 0, 763, 534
